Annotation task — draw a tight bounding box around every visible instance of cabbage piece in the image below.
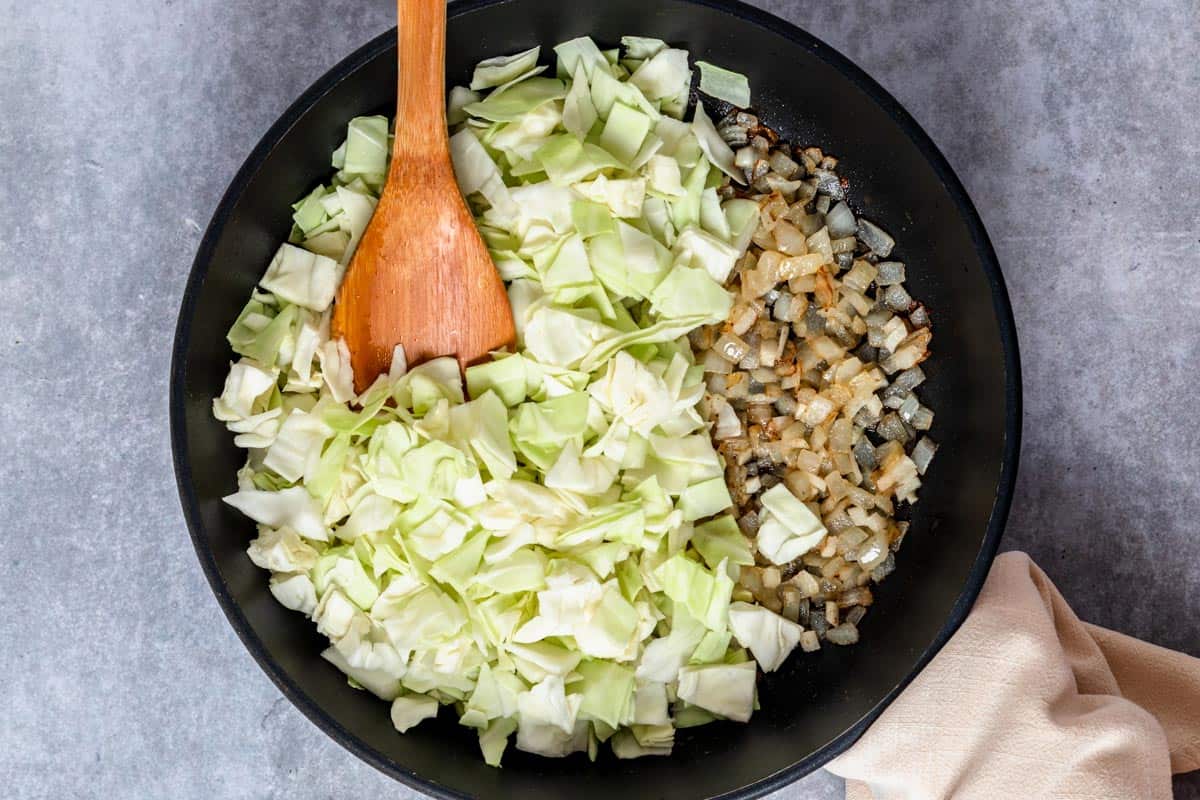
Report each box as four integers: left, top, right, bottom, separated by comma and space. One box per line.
677, 476, 733, 522
259, 243, 344, 312
213, 358, 278, 422
397, 440, 477, 502
448, 128, 518, 219
429, 530, 489, 593
574, 581, 641, 659
755, 484, 829, 564
545, 440, 619, 495
490, 103, 563, 161
510, 391, 590, 470
449, 391, 517, 480
317, 339, 355, 404
642, 155, 685, 197
224, 486, 328, 541
314, 587, 368, 644
392, 357, 464, 413
336, 493, 399, 541
391, 694, 440, 733
502, 183, 576, 238
516, 717, 590, 758
562, 64, 598, 139
635, 608, 706, 682
333, 186, 378, 265
573, 176, 646, 219
513, 569, 604, 643
648, 263, 732, 323
632, 681, 670, 725
292, 186, 329, 235
226, 298, 298, 368
479, 718, 518, 766
465, 353, 528, 407
462, 663, 522, 727
698, 187, 731, 239
324, 551, 380, 609
321, 645, 402, 701
474, 547, 549, 594
586, 351, 675, 436
540, 233, 593, 293
580, 316, 712, 373
755, 514, 824, 566
621, 35, 667, 60
470, 46, 541, 90
270, 572, 318, 615
553, 36, 610, 80
571, 199, 617, 238
691, 515, 754, 570
646, 433, 724, 485
599, 102, 651, 164
463, 77, 567, 122
611, 727, 672, 759
247, 526, 319, 573
447, 85, 481, 125
284, 315, 323, 392
518, 676, 584, 751
727, 601, 803, 672
404, 500, 478, 561
676, 660, 756, 722
535, 134, 623, 185
523, 305, 615, 368
372, 578, 467, 651
723, 197, 760, 254
691, 102, 743, 184
654, 554, 733, 632
628, 48, 690, 101
263, 409, 331, 482
671, 155, 709, 230
508, 642, 583, 686
575, 660, 636, 728
695, 61, 751, 108
342, 115, 389, 177
301, 229, 350, 260
586, 226, 671, 302
688, 628, 732, 665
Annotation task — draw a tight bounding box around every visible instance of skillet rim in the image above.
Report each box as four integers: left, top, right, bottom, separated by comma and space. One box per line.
169, 0, 1022, 795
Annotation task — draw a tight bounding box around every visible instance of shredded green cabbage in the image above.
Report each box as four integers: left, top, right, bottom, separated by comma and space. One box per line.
695, 61, 751, 108
214, 35, 800, 766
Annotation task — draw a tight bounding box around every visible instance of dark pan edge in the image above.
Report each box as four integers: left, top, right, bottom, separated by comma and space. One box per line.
169, 0, 1022, 797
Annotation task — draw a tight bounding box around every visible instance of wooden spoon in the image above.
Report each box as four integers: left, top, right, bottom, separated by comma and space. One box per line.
331, 0, 515, 393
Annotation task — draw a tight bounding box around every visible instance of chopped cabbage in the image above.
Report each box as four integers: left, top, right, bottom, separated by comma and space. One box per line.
727, 601, 804, 672
216, 35, 790, 767
470, 46, 541, 90
755, 484, 829, 564
390, 694, 440, 733
259, 243, 344, 312
695, 61, 751, 108
676, 660, 756, 722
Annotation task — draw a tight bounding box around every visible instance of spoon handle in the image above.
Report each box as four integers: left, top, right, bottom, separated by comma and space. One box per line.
394, 0, 449, 164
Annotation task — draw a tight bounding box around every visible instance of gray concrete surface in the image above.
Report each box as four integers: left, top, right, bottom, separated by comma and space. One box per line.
1, 0, 1197, 797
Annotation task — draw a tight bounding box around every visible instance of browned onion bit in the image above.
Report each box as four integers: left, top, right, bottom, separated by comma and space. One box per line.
694, 111, 940, 646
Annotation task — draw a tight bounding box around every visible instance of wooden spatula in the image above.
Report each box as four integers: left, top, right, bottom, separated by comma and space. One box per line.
331, 0, 515, 394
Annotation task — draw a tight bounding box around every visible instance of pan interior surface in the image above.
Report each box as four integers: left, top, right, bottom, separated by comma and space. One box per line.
171, 1, 1019, 797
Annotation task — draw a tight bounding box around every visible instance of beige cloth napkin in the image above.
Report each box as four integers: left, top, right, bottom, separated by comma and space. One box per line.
826, 552, 1200, 800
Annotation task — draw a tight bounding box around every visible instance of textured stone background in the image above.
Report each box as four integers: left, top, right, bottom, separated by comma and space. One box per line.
2, 0, 1197, 797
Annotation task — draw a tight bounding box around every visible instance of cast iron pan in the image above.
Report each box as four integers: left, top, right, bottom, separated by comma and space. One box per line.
171, 0, 1021, 797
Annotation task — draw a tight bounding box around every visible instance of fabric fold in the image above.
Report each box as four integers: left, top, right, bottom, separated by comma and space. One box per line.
828, 551, 1200, 800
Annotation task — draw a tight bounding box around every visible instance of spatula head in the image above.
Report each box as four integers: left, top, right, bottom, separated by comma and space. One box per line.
331, 155, 515, 393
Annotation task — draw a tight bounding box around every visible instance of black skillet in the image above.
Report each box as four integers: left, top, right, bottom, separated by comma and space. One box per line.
170, 0, 1021, 797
